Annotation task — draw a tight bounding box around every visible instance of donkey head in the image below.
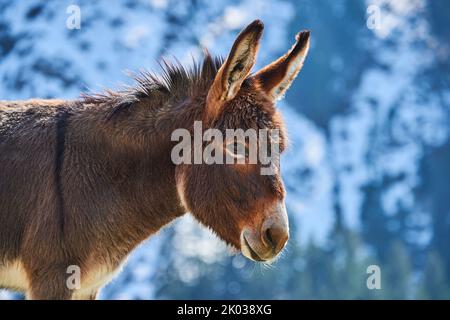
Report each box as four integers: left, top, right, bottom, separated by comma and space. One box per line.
175, 20, 310, 262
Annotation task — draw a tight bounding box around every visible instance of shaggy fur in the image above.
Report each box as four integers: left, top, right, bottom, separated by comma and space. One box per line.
0, 20, 310, 299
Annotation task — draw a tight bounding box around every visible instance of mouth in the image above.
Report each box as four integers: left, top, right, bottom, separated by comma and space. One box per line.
241, 234, 266, 262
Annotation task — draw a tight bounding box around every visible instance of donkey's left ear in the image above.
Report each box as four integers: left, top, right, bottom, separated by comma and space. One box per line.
207, 20, 264, 107
251, 30, 310, 101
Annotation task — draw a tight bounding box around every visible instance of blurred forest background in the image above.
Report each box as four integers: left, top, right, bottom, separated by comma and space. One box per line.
0, 0, 449, 299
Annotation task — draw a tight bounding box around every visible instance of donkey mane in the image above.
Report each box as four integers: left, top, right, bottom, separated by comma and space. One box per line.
82, 52, 225, 119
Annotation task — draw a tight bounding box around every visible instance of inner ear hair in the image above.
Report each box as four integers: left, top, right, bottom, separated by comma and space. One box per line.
217, 20, 264, 101
251, 30, 310, 101
205, 20, 264, 124
224, 49, 254, 99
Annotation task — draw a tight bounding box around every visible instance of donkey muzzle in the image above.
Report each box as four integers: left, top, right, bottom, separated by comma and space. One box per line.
240, 203, 289, 262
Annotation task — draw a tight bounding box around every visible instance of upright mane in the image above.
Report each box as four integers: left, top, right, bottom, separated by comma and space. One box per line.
81, 52, 224, 119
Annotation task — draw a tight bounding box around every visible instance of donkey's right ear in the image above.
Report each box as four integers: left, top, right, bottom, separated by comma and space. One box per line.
206, 20, 264, 117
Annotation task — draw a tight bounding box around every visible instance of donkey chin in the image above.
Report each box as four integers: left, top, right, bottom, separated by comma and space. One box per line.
240, 203, 289, 263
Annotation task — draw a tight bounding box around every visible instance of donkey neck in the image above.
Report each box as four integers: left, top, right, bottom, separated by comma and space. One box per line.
89, 90, 207, 157
79, 54, 223, 156
68, 56, 222, 244
65, 86, 210, 244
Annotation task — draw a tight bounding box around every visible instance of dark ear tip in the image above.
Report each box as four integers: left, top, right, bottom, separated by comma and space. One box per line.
296, 30, 311, 42
246, 19, 265, 33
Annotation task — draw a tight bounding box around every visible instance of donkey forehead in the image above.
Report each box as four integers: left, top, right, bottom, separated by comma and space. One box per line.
221, 101, 286, 140
217, 87, 279, 128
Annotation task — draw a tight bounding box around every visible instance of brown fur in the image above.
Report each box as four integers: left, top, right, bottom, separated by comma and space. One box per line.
0, 20, 310, 299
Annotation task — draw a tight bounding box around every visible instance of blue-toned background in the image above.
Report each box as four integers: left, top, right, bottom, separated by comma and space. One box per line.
1, 0, 449, 299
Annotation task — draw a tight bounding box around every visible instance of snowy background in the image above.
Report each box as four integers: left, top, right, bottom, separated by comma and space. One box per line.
0, 0, 449, 299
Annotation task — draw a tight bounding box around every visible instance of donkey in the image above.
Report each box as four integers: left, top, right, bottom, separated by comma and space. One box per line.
0, 20, 310, 299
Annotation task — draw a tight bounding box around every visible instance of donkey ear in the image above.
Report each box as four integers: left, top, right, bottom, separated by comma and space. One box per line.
252, 30, 310, 101
207, 20, 264, 105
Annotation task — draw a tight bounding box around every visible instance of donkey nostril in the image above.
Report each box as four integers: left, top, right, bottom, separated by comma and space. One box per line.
265, 228, 275, 248
263, 223, 289, 252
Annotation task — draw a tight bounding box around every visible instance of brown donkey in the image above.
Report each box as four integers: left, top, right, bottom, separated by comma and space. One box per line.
0, 20, 310, 299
